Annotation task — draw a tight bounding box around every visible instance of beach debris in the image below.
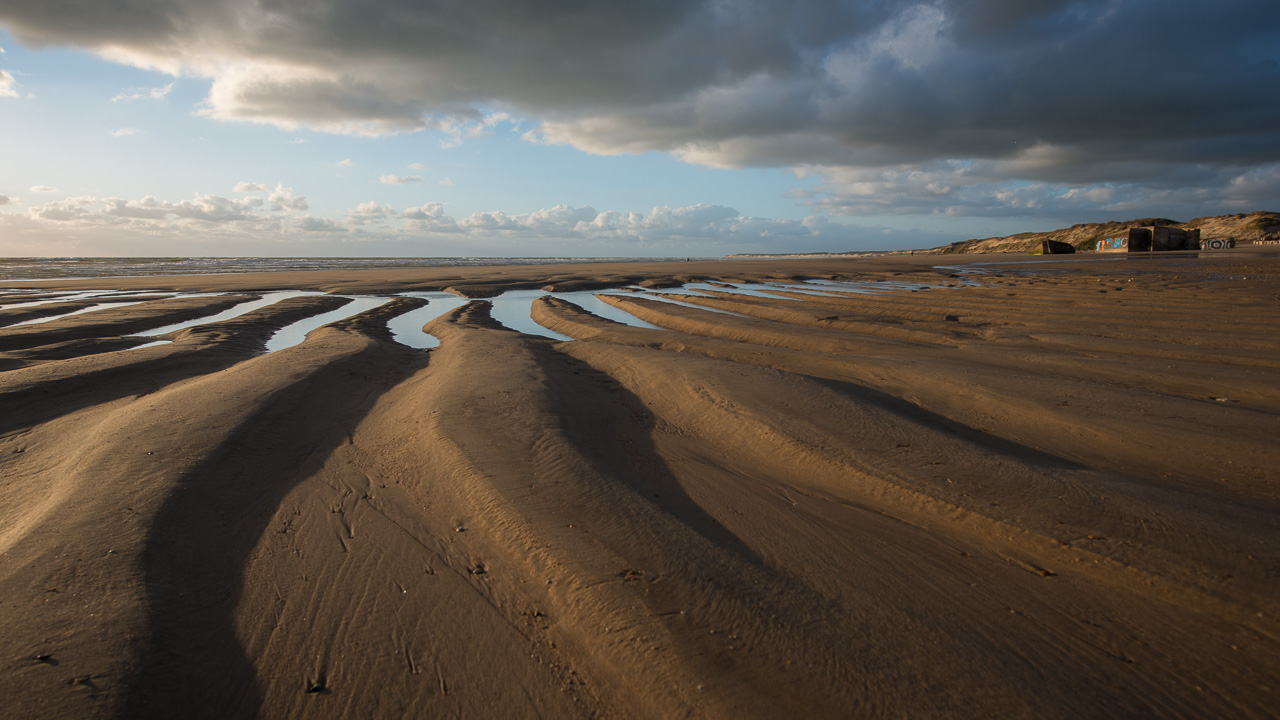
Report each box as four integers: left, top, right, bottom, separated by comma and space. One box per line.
69, 675, 100, 690
944, 314, 960, 322
305, 673, 328, 694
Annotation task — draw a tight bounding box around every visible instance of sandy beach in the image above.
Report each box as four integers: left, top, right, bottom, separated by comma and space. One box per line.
1, 251, 1278, 719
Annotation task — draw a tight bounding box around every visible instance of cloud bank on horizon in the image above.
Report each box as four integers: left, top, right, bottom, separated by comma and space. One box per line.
0, 0, 1277, 255
5, 189, 864, 258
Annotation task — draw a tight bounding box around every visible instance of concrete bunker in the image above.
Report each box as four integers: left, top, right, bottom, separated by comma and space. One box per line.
1127, 225, 1201, 252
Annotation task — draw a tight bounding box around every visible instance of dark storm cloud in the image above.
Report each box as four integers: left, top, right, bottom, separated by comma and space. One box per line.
2, 0, 1278, 216
0, 1, 874, 126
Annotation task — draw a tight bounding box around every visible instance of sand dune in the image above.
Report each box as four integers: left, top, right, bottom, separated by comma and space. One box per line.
1, 254, 1278, 719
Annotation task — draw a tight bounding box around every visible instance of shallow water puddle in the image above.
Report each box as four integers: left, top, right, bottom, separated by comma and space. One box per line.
698, 280, 931, 298
487, 290, 576, 341
626, 277, 960, 313
629, 291, 755, 318
678, 282, 799, 299
389, 289, 659, 347
560, 291, 662, 330
635, 285, 787, 311
9, 300, 151, 327
789, 278, 938, 294
777, 279, 888, 295
3, 277, 959, 352
133, 291, 324, 337
387, 292, 472, 348
265, 296, 394, 352
130, 340, 173, 351
491, 289, 662, 340
0, 289, 157, 311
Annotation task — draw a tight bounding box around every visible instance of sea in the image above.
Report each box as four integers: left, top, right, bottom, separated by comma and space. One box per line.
0, 256, 706, 282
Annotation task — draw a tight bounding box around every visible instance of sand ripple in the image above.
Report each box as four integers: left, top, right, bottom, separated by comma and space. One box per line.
1, 255, 1278, 719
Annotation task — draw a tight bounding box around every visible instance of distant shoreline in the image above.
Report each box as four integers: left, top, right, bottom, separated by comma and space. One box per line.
725, 250, 905, 259
0, 256, 719, 283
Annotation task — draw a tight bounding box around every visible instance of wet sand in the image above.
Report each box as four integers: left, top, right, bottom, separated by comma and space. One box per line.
1, 252, 1278, 719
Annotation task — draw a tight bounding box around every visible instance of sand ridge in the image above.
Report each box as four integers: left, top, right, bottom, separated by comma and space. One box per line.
1, 252, 1278, 718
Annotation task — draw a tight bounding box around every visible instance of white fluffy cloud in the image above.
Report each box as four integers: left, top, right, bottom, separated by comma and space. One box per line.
29, 185, 57, 193
0, 68, 17, 98
393, 201, 863, 247
379, 174, 422, 185
296, 216, 346, 233
397, 202, 459, 233
29, 197, 95, 222
4, 188, 923, 254
348, 201, 390, 225
233, 182, 268, 192
267, 184, 308, 212
28, 194, 253, 223
17, 189, 314, 228
0, 194, 10, 205
110, 82, 173, 102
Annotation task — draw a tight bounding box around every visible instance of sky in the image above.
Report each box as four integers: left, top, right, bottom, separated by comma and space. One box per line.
0, 0, 1277, 258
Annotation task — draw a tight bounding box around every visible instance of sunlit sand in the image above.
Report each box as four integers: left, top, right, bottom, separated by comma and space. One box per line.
1, 252, 1278, 719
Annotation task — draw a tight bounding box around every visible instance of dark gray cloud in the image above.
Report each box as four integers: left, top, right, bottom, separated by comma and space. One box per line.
1, 0, 870, 131
795, 158, 1280, 223
2, 0, 1277, 218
